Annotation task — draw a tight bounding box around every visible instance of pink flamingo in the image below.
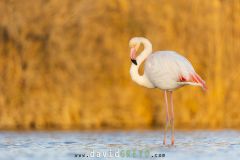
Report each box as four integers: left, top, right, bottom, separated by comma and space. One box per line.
129, 37, 206, 145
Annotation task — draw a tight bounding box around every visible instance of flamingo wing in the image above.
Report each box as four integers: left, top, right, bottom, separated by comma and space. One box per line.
145, 51, 206, 90
173, 54, 207, 90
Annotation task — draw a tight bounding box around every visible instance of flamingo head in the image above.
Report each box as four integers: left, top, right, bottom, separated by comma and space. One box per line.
129, 38, 141, 65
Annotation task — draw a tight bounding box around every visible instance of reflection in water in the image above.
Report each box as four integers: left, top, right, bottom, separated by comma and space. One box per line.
0, 130, 240, 160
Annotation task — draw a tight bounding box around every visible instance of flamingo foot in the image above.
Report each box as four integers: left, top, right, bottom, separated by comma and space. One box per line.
171, 137, 175, 145
163, 139, 166, 145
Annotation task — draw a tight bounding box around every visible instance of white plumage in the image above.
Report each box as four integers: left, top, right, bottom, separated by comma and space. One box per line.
129, 37, 206, 91
145, 51, 199, 90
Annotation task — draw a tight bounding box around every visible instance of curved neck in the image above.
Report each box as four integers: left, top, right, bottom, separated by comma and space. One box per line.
130, 38, 154, 88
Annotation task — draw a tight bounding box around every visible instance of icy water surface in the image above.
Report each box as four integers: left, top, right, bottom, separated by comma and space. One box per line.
0, 130, 240, 160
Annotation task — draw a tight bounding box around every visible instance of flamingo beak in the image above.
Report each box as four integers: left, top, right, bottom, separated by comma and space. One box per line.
130, 47, 137, 65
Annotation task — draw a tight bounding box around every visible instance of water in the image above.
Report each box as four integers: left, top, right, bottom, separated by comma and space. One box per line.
0, 130, 240, 160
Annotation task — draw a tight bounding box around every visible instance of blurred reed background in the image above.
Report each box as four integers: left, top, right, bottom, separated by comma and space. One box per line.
0, 0, 239, 130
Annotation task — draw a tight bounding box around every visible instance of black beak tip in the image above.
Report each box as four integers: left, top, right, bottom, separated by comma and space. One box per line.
131, 59, 137, 65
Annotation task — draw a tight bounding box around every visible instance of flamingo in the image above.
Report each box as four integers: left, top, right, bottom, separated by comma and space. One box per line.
129, 37, 206, 145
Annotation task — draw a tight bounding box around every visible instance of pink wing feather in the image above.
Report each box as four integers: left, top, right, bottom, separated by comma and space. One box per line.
179, 73, 207, 90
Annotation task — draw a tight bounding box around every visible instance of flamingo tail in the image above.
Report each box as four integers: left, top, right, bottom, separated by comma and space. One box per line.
179, 73, 207, 91
191, 73, 207, 90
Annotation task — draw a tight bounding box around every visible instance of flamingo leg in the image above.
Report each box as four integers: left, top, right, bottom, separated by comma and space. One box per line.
169, 91, 175, 145
163, 90, 170, 145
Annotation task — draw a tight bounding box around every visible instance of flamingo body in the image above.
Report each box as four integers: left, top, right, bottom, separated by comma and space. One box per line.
145, 51, 205, 90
